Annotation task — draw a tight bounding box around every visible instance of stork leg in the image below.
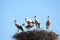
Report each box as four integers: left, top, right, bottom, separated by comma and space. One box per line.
27, 28, 30, 31
36, 26, 38, 30
36, 24, 40, 30
39, 25, 40, 29
36, 24, 37, 30
46, 29, 49, 32
18, 29, 19, 33
46, 27, 49, 31
38, 23, 40, 29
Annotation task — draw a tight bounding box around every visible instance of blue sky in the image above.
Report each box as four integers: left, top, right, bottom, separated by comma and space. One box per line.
0, 0, 60, 40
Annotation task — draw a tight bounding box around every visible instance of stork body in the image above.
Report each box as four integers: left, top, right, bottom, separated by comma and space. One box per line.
14, 20, 23, 32
25, 18, 34, 25
25, 18, 34, 28
46, 16, 50, 30
23, 23, 34, 31
34, 16, 40, 30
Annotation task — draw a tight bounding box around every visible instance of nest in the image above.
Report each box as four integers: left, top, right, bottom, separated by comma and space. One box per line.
13, 30, 58, 40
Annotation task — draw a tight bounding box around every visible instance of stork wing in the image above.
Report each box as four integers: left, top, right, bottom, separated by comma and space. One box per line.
36, 18, 40, 23
15, 23, 20, 27
46, 20, 50, 27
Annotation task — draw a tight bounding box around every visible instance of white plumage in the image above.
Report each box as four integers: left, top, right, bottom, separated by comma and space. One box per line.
14, 20, 23, 32
25, 18, 34, 31
25, 18, 33, 24
34, 16, 40, 29
46, 16, 50, 30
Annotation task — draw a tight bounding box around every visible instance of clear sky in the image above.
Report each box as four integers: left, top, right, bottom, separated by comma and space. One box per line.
0, 0, 60, 40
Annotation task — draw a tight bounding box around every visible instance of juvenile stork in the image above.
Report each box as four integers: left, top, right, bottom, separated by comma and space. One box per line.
34, 16, 40, 30
46, 16, 50, 30
14, 20, 23, 32
25, 18, 34, 24
23, 24, 33, 31
25, 18, 34, 27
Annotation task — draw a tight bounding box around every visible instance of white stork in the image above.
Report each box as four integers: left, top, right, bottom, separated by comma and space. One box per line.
23, 23, 34, 31
25, 18, 34, 24
25, 18, 34, 27
14, 20, 23, 32
34, 16, 40, 30
46, 16, 50, 30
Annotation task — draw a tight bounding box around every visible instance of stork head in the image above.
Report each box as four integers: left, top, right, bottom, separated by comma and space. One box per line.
48, 16, 49, 18
47, 16, 50, 18
34, 16, 36, 18
14, 20, 16, 23
22, 23, 25, 26
47, 16, 50, 20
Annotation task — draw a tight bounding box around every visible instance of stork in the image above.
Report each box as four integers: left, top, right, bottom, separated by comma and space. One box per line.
25, 18, 34, 28
46, 16, 50, 30
14, 20, 23, 32
25, 18, 34, 24
34, 16, 40, 30
23, 23, 34, 31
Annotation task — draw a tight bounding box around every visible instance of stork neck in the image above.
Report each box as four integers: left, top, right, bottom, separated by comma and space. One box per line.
48, 18, 50, 21
35, 17, 37, 20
